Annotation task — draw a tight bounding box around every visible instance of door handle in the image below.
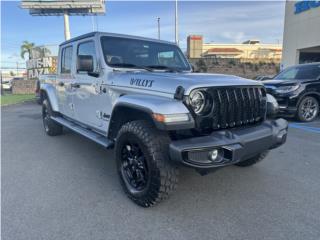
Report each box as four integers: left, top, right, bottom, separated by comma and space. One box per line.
58, 81, 64, 87
71, 83, 81, 88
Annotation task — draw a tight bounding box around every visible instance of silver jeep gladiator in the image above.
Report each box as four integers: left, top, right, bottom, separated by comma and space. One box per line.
40, 32, 288, 207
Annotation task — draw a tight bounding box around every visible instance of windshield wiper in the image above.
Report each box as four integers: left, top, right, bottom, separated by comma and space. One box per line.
145, 65, 182, 73
110, 63, 153, 72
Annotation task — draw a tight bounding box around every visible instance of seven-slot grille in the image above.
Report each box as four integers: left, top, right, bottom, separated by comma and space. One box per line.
191, 86, 267, 131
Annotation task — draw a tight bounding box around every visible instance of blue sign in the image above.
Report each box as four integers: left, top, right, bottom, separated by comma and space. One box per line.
295, 0, 320, 14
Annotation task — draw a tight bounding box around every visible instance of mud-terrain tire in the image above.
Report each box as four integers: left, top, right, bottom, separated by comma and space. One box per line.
42, 99, 63, 136
235, 151, 269, 167
115, 120, 179, 207
296, 96, 319, 122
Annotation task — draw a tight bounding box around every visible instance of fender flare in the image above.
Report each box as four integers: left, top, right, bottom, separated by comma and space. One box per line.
108, 95, 194, 138
296, 91, 320, 107
40, 83, 60, 112
112, 94, 191, 115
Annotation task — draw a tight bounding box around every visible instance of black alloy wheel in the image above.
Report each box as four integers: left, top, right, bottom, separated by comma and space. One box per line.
115, 120, 178, 207
43, 103, 50, 132
120, 139, 149, 194
42, 99, 63, 136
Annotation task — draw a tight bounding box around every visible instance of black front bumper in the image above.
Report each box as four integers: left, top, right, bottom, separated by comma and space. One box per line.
169, 119, 288, 169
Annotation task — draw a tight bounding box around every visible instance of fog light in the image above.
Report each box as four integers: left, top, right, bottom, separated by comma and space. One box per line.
208, 149, 219, 161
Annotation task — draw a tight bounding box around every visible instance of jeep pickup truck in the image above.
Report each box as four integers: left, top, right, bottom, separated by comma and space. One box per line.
39, 32, 288, 207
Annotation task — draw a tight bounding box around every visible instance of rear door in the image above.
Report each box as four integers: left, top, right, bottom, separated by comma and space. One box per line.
56, 45, 75, 118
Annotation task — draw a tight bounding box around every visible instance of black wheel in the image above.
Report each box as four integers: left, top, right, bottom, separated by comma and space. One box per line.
297, 96, 319, 122
42, 99, 63, 136
115, 120, 178, 207
235, 151, 269, 167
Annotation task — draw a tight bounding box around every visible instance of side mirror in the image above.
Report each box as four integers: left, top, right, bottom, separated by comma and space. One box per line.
191, 64, 199, 73
77, 55, 94, 73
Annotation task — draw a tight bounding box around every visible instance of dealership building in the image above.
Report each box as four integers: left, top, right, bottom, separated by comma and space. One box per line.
282, 0, 320, 68
187, 36, 282, 63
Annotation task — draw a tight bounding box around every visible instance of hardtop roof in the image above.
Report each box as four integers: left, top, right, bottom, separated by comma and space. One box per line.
59, 31, 176, 47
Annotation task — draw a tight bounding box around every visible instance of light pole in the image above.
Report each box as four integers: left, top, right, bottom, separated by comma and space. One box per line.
0, 70, 3, 95
175, 0, 179, 45
157, 17, 161, 40
63, 10, 71, 40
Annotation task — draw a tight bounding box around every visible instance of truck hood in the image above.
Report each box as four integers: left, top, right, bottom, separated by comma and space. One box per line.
109, 71, 262, 95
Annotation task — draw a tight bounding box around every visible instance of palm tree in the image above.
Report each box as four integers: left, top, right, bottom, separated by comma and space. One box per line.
20, 41, 35, 60
33, 46, 52, 58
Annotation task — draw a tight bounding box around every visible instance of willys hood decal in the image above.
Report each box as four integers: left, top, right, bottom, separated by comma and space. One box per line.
109, 71, 262, 95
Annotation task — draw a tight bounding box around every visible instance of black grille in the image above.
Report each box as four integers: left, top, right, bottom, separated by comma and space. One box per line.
188, 86, 267, 131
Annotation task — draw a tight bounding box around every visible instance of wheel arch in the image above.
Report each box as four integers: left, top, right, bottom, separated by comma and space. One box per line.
108, 103, 156, 140
297, 91, 320, 107
40, 83, 60, 112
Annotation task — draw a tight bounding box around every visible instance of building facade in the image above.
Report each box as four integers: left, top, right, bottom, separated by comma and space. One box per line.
187, 35, 282, 63
282, 0, 320, 68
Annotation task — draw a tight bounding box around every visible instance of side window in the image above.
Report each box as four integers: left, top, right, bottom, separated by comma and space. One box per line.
61, 46, 73, 74
77, 41, 97, 73
158, 51, 175, 66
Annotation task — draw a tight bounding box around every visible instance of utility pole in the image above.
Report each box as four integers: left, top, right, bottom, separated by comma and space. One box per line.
91, 16, 96, 31
157, 17, 161, 40
175, 0, 179, 45
16, 62, 19, 76
63, 10, 71, 40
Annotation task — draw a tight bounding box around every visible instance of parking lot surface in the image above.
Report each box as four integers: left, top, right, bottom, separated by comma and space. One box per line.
2, 102, 320, 240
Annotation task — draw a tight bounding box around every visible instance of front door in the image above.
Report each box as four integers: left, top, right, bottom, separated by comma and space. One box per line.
72, 40, 111, 132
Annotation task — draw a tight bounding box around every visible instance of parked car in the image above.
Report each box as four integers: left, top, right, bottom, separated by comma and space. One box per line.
1, 80, 12, 91
39, 32, 288, 207
263, 62, 320, 122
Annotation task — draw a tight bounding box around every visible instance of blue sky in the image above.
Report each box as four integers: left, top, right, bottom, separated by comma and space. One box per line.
1, 1, 285, 68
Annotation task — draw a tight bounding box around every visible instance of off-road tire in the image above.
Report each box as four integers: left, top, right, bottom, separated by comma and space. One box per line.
115, 120, 179, 207
235, 151, 269, 167
42, 99, 63, 136
296, 96, 319, 122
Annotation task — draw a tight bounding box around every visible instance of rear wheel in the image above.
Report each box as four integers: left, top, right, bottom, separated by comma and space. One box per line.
115, 120, 178, 207
42, 99, 63, 136
235, 151, 269, 167
297, 96, 319, 122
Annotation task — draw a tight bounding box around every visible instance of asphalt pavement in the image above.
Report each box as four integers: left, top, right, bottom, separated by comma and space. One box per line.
2, 102, 320, 240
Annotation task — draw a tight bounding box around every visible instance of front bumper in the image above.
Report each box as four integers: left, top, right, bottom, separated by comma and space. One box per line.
169, 119, 288, 169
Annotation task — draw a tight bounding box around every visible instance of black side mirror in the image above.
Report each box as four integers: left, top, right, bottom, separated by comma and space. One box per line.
191, 64, 199, 73
77, 55, 94, 73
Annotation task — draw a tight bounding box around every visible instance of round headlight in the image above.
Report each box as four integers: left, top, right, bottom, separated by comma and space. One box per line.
189, 90, 206, 114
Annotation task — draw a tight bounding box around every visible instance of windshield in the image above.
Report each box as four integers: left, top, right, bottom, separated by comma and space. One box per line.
274, 64, 320, 80
101, 36, 191, 71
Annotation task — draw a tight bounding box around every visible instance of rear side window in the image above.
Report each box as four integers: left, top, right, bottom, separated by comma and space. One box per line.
61, 46, 73, 74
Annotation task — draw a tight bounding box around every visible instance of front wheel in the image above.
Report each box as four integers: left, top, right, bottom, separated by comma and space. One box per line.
297, 96, 319, 122
115, 120, 178, 207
